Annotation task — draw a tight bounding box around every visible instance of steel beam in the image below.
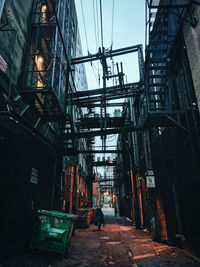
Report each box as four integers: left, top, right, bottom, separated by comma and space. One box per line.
99, 179, 116, 182
62, 125, 143, 139
72, 82, 140, 98
92, 161, 117, 166
71, 45, 141, 65
76, 150, 124, 154
73, 91, 142, 105
78, 103, 125, 108
76, 125, 144, 138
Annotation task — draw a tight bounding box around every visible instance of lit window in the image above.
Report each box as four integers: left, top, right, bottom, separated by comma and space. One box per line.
41, 4, 47, 12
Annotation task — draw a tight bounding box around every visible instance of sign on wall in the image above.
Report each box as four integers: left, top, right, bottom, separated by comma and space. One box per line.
147, 170, 154, 176
146, 175, 155, 188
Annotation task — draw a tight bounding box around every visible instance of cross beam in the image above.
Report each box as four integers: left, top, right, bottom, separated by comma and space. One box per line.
78, 103, 125, 108
99, 179, 116, 182
62, 125, 143, 139
71, 45, 142, 65
76, 150, 124, 154
71, 82, 140, 98
73, 91, 142, 105
92, 161, 117, 166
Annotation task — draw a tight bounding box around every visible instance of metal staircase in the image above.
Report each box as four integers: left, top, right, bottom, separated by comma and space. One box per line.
144, 0, 195, 127
146, 9, 169, 113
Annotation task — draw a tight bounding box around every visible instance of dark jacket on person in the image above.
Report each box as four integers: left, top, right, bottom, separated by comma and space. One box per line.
96, 209, 104, 225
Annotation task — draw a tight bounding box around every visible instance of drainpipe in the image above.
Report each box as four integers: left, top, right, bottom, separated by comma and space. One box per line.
69, 165, 74, 213
137, 174, 144, 228
144, 129, 159, 240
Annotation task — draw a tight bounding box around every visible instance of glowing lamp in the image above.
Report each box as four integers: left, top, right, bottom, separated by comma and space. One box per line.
42, 4, 47, 12
38, 56, 43, 63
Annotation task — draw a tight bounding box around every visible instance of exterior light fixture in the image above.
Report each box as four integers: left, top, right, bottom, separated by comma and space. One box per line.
42, 4, 47, 12
38, 56, 43, 63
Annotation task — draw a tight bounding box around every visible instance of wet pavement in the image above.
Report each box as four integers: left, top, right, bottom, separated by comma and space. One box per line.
1, 208, 200, 267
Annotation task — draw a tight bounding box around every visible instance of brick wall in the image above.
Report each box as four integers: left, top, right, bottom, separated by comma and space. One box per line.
182, 4, 200, 110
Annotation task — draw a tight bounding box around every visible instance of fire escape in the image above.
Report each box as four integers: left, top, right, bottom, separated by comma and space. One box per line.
144, 0, 198, 127
0, 0, 79, 153
0, 0, 64, 150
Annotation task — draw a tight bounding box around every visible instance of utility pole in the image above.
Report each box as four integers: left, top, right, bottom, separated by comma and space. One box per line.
100, 47, 108, 151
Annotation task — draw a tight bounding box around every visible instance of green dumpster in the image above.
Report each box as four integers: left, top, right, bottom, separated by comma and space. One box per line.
30, 210, 77, 254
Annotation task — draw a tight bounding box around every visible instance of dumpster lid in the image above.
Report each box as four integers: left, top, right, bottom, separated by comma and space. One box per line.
38, 210, 76, 220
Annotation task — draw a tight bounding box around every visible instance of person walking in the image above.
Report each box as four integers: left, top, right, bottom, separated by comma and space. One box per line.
95, 208, 104, 230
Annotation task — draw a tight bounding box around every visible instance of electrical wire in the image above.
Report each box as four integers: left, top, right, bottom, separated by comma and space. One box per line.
96, 0, 100, 49
93, 0, 98, 52
95, 0, 101, 87
80, 0, 99, 87
92, 0, 101, 87
91, 64, 99, 84
111, 0, 115, 47
99, 0, 104, 49
80, 0, 89, 51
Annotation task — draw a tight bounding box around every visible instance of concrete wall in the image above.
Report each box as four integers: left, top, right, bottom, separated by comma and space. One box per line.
182, 4, 200, 110
0, 0, 33, 87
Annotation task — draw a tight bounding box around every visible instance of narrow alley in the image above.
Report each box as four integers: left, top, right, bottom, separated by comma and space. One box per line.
1, 0, 200, 265
1, 208, 200, 267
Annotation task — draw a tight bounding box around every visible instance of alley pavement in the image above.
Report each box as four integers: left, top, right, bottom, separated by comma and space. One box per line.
1, 208, 200, 267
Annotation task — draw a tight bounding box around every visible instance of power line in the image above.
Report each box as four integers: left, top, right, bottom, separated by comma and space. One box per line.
80, 0, 89, 51
91, 63, 99, 84
111, 0, 115, 47
93, 0, 101, 87
96, 0, 100, 49
100, 0, 104, 48
93, 0, 98, 52
80, 0, 99, 87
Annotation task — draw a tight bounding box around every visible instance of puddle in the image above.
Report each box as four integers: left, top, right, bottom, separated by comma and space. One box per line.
100, 236, 110, 240
106, 241, 122, 245
109, 261, 116, 265
120, 226, 133, 231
